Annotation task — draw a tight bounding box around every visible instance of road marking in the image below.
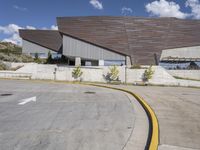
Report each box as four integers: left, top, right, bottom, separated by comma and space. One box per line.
18, 96, 36, 105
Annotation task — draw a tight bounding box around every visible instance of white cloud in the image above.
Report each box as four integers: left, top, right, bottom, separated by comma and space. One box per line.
0, 24, 23, 45
0, 24, 22, 35
89, 0, 103, 10
121, 7, 133, 16
13, 5, 27, 11
51, 25, 58, 30
3, 33, 22, 45
26, 26, 36, 30
186, 0, 200, 19
145, 0, 189, 19
0, 24, 58, 45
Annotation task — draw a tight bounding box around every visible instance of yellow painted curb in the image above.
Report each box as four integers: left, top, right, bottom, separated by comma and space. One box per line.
85, 84, 159, 150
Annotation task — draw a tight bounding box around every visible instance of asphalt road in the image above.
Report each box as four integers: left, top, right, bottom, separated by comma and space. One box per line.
0, 80, 148, 150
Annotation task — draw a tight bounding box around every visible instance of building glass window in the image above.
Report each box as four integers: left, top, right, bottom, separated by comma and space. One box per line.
51, 53, 62, 59
30, 53, 46, 58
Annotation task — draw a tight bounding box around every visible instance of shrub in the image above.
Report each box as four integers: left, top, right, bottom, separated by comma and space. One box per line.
34, 53, 44, 64
104, 65, 119, 82
34, 53, 39, 60
0, 61, 8, 70
72, 65, 83, 80
46, 51, 53, 64
130, 64, 142, 69
20, 54, 34, 62
143, 65, 154, 81
0, 52, 33, 63
110, 65, 119, 81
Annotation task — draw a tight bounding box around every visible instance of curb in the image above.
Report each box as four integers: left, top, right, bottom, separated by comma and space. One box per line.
86, 84, 159, 150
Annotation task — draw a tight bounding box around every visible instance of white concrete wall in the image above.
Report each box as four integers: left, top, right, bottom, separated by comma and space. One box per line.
167, 70, 200, 80
1, 63, 200, 87
0, 71, 31, 79
16, 63, 126, 82
126, 66, 178, 85
178, 79, 200, 87
15, 63, 176, 85
160, 46, 200, 60
2, 61, 31, 69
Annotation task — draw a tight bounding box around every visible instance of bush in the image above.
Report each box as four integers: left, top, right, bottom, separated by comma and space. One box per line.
0, 61, 8, 70
109, 65, 119, 81
46, 51, 53, 64
104, 65, 119, 82
143, 65, 154, 81
72, 65, 83, 81
0, 52, 34, 63
33, 53, 45, 64
130, 64, 142, 69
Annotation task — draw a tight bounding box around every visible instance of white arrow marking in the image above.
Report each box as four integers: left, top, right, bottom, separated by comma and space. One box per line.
18, 96, 36, 105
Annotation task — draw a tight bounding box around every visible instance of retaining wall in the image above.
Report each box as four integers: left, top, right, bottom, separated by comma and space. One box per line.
1, 63, 200, 87
168, 70, 200, 80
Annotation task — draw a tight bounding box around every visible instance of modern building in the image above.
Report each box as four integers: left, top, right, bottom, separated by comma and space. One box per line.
19, 16, 200, 66
19, 30, 62, 59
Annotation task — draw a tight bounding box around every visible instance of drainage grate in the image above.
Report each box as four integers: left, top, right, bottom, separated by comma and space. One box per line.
0, 94, 13, 96
84, 91, 96, 94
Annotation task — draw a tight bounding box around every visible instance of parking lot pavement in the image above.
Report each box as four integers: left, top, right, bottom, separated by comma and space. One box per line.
108, 84, 200, 150
0, 80, 149, 150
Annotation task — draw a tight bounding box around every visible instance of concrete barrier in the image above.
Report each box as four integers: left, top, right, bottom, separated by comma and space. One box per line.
168, 70, 200, 80
1, 62, 200, 87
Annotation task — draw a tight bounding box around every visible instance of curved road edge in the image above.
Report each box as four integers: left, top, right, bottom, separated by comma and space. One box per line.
87, 84, 159, 150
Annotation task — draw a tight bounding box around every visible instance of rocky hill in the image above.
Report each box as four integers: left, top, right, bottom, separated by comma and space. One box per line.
0, 42, 33, 64
0, 42, 22, 54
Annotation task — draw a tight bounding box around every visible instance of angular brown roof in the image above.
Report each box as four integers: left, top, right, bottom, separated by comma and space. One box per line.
57, 16, 200, 65
19, 29, 62, 52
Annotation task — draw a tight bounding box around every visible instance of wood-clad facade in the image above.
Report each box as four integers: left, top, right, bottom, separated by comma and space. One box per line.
57, 16, 200, 65
19, 16, 200, 65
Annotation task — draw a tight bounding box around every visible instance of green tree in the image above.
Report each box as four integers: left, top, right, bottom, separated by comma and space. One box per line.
34, 53, 39, 60
143, 65, 154, 81
34, 53, 43, 63
72, 65, 83, 81
46, 51, 53, 64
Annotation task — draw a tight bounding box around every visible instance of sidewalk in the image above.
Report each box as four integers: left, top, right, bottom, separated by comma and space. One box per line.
104, 84, 200, 150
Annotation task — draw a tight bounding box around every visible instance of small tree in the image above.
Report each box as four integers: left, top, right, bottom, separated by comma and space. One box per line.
34, 53, 39, 60
34, 53, 43, 63
108, 65, 119, 81
143, 65, 154, 82
72, 65, 83, 81
46, 51, 53, 64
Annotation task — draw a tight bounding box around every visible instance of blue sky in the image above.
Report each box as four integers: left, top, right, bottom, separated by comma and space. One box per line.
0, 0, 200, 45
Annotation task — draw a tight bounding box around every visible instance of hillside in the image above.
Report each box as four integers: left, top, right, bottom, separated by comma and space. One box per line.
0, 42, 33, 65
0, 42, 22, 54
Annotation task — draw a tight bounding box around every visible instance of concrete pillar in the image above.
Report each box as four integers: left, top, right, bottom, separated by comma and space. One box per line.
75, 57, 81, 66
126, 56, 132, 67
98, 60, 104, 66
